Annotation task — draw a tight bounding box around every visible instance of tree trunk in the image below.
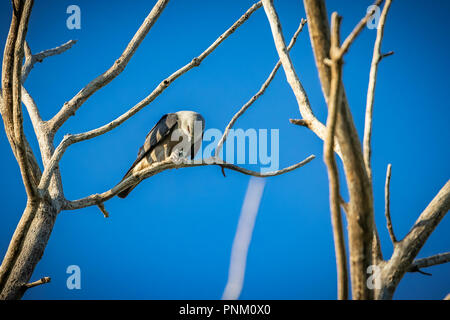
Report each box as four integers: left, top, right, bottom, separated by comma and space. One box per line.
0, 200, 58, 299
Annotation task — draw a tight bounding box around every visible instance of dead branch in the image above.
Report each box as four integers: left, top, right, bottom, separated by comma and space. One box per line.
215, 18, 307, 157
302, 0, 379, 299
384, 164, 397, 244
322, 12, 348, 300
10, 0, 37, 199
363, 0, 393, 181
23, 276, 50, 289
261, 0, 342, 158
408, 252, 450, 272
63, 155, 315, 211
378, 180, 450, 299
22, 40, 77, 83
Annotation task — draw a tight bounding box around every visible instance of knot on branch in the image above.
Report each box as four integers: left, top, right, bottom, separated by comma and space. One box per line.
191, 57, 201, 66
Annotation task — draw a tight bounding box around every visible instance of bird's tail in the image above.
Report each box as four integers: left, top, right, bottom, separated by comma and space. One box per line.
117, 171, 137, 199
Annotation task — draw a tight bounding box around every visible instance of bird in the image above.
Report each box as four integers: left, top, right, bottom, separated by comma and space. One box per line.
117, 110, 205, 198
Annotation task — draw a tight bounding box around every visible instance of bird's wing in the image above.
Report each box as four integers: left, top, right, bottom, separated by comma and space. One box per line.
121, 113, 178, 178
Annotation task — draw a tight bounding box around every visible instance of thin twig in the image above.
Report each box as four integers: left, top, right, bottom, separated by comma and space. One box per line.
338, 0, 383, 57
97, 203, 109, 218
261, 0, 342, 158
363, 0, 393, 182
23, 276, 51, 289
289, 118, 311, 128
215, 18, 307, 157
384, 164, 397, 244
21, 40, 77, 83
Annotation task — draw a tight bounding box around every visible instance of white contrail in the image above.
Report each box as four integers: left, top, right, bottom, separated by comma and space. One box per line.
222, 177, 266, 300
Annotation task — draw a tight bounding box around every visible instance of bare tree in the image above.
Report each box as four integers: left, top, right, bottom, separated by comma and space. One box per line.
263, 0, 450, 299
0, 0, 314, 300
0, 0, 448, 300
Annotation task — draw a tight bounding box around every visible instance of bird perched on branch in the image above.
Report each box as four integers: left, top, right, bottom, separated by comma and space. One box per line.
117, 110, 205, 198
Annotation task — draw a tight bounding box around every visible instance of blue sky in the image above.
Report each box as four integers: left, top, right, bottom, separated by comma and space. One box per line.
0, 0, 449, 299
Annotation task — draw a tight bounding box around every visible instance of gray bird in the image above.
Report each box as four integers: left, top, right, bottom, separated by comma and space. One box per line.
117, 110, 205, 198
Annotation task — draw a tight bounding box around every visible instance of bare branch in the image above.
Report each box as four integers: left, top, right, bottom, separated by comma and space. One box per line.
408, 252, 450, 272
63, 155, 315, 211
38, 2, 263, 193
261, 0, 342, 158
21, 86, 42, 131
289, 118, 311, 128
1, 0, 21, 123
222, 177, 266, 300
323, 12, 348, 301
338, 0, 383, 57
20, 40, 77, 139
12, 0, 37, 198
363, 0, 393, 182
48, 0, 171, 132
97, 203, 109, 218
303, 0, 377, 299
384, 164, 397, 244
378, 180, 450, 299
23, 276, 50, 289
401, 180, 450, 258
22, 40, 77, 83
380, 51, 394, 59
215, 18, 307, 157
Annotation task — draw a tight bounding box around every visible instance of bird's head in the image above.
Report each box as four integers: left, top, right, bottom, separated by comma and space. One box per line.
176, 110, 205, 142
